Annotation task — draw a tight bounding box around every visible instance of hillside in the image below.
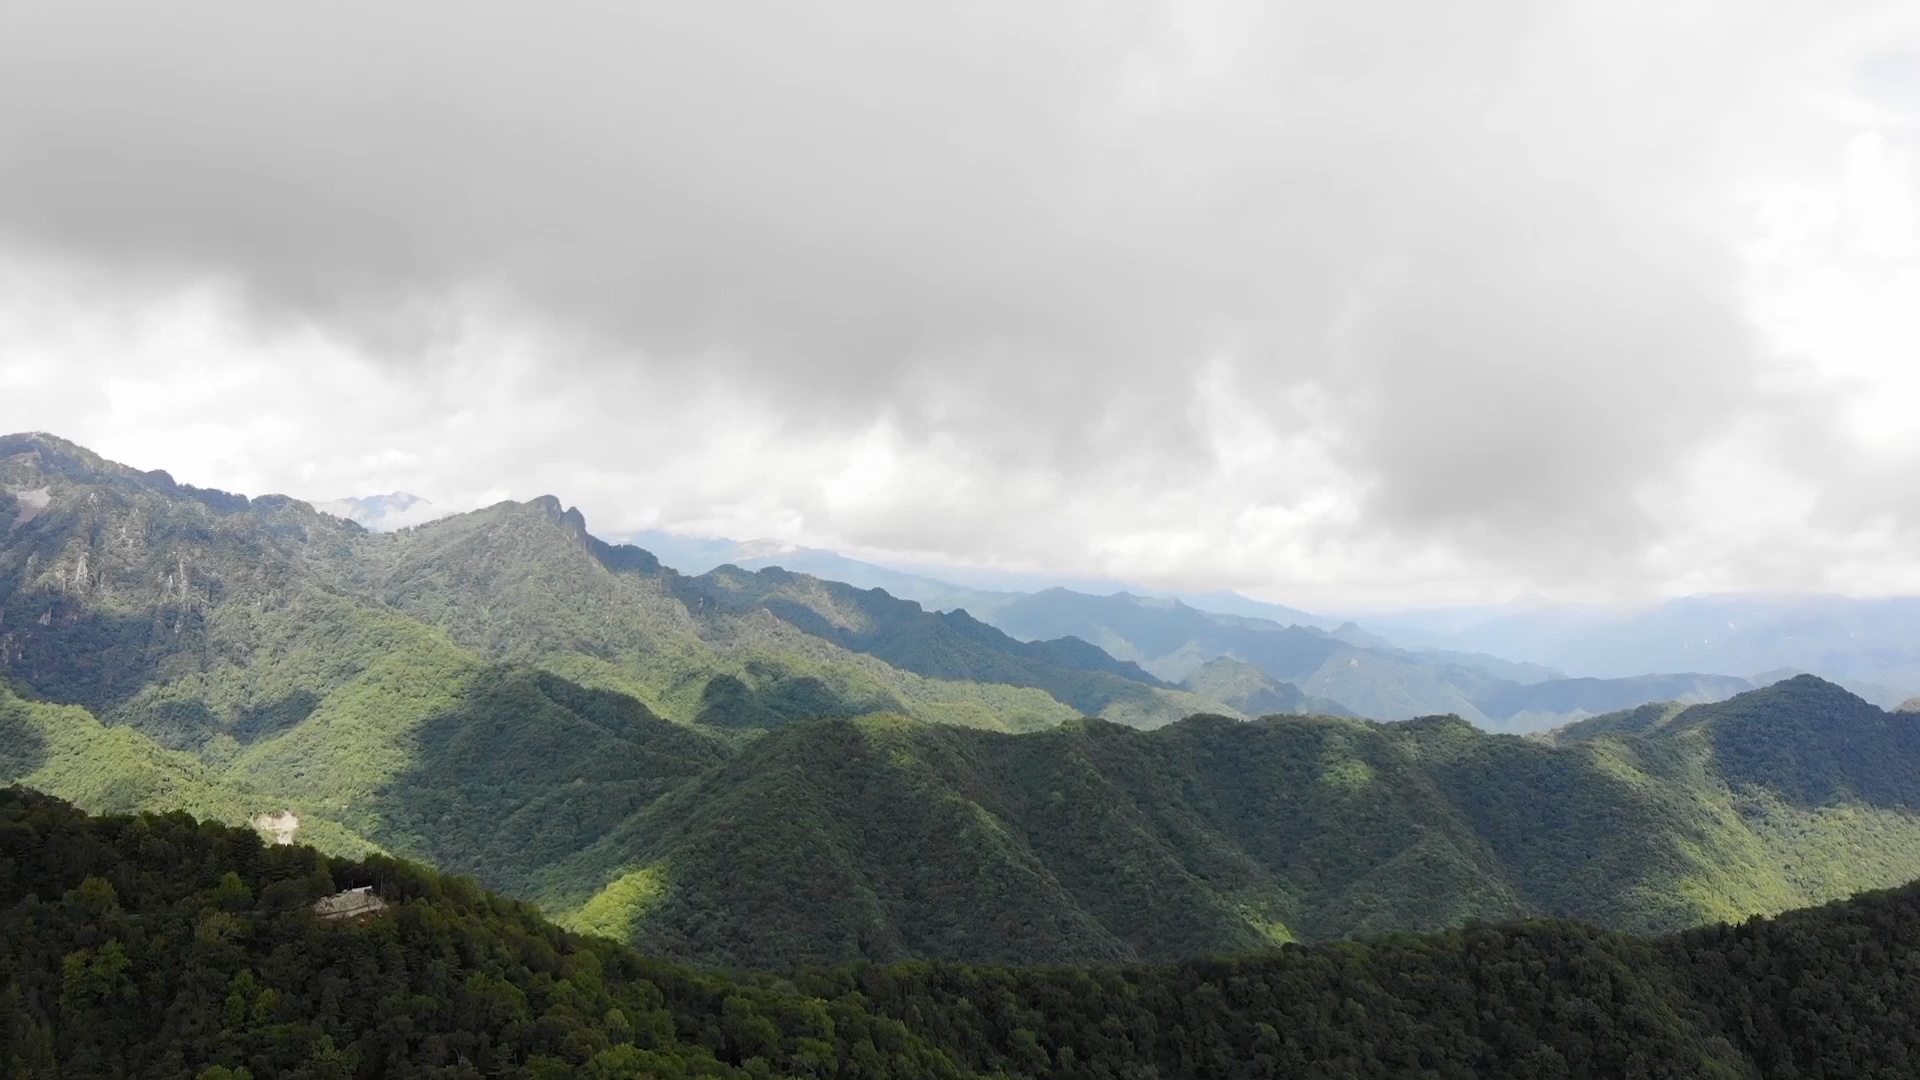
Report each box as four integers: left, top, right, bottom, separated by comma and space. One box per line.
11, 788, 1920, 1078
543, 676, 1920, 968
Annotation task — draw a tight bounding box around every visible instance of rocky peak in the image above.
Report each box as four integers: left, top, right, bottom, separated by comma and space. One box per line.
523, 495, 590, 535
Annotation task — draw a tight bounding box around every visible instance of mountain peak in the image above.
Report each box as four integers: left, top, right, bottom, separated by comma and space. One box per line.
1679, 674, 1871, 728
519, 494, 587, 533
2, 431, 135, 484
1769, 672, 1864, 701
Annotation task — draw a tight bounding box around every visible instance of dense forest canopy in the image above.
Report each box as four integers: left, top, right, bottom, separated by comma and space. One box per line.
8, 789, 1920, 1079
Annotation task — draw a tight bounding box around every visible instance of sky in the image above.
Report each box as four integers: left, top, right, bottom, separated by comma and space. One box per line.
1, 0, 1917, 610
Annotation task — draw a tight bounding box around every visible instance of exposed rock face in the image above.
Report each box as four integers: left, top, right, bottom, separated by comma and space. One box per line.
1900, 697, 1920, 714
253, 810, 300, 845
6, 487, 50, 527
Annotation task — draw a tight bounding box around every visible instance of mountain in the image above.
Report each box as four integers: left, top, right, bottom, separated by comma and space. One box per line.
617, 528, 1023, 619
984, 588, 1752, 731
624, 537, 1763, 730
1364, 593, 1920, 705
1153, 588, 1329, 627
988, 588, 1341, 681
0, 434, 1204, 742
0, 433, 1215, 893
12, 787, 1920, 1079
539, 675, 1920, 968
1555, 673, 1920, 800
622, 526, 1337, 629
18, 433, 1920, 978
1474, 672, 1761, 729
1177, 655, 1355, 717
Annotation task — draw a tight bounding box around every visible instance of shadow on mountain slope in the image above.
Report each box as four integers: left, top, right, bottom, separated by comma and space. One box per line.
373, 667, 728, 897
0, 595, 203, 721
0, 694, 49, 779
229, 688, 323, 746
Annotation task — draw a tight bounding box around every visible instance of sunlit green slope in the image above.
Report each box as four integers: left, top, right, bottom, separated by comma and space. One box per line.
551, 677, 1920, 968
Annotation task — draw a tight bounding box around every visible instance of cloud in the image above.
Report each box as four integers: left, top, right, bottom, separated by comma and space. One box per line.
0, 0, 1917, 607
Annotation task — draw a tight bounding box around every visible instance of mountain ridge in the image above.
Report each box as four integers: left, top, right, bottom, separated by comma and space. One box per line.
541, 675, 1920, 968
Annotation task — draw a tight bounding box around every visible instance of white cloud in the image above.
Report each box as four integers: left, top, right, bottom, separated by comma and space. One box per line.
0, 1, 1917, 609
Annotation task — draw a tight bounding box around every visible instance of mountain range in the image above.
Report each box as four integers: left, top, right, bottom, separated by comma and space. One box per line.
617, 527, 1332, 629
530, 673, 1920, 968
614, 526, 1920, 724
10, 432, 1920, 976
608, 530, 1785, 730
617, 528, 1920, 711
1334, 595, 1920, 706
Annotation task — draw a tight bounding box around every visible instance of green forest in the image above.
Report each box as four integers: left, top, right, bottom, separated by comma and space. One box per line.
8, 788, 1920, 1079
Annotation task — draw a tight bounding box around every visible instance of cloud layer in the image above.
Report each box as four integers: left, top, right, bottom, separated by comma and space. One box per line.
1, 0, 1917, 607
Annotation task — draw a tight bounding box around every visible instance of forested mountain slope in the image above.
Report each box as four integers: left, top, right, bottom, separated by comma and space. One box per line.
545, 676, 1920, 968
10, 788, 1920, 1080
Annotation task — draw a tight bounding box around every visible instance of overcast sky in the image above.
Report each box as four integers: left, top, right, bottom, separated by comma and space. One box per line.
1, 0, 1917, 609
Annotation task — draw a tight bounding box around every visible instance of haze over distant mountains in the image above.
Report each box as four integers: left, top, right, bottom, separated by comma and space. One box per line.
341, 513, 1814, 727
329, 509, 1920, 703
604, 525, 1920, 711
306, 507, 1920, 719
1363, 596, 1920, 704
616, 527, 1335, 630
